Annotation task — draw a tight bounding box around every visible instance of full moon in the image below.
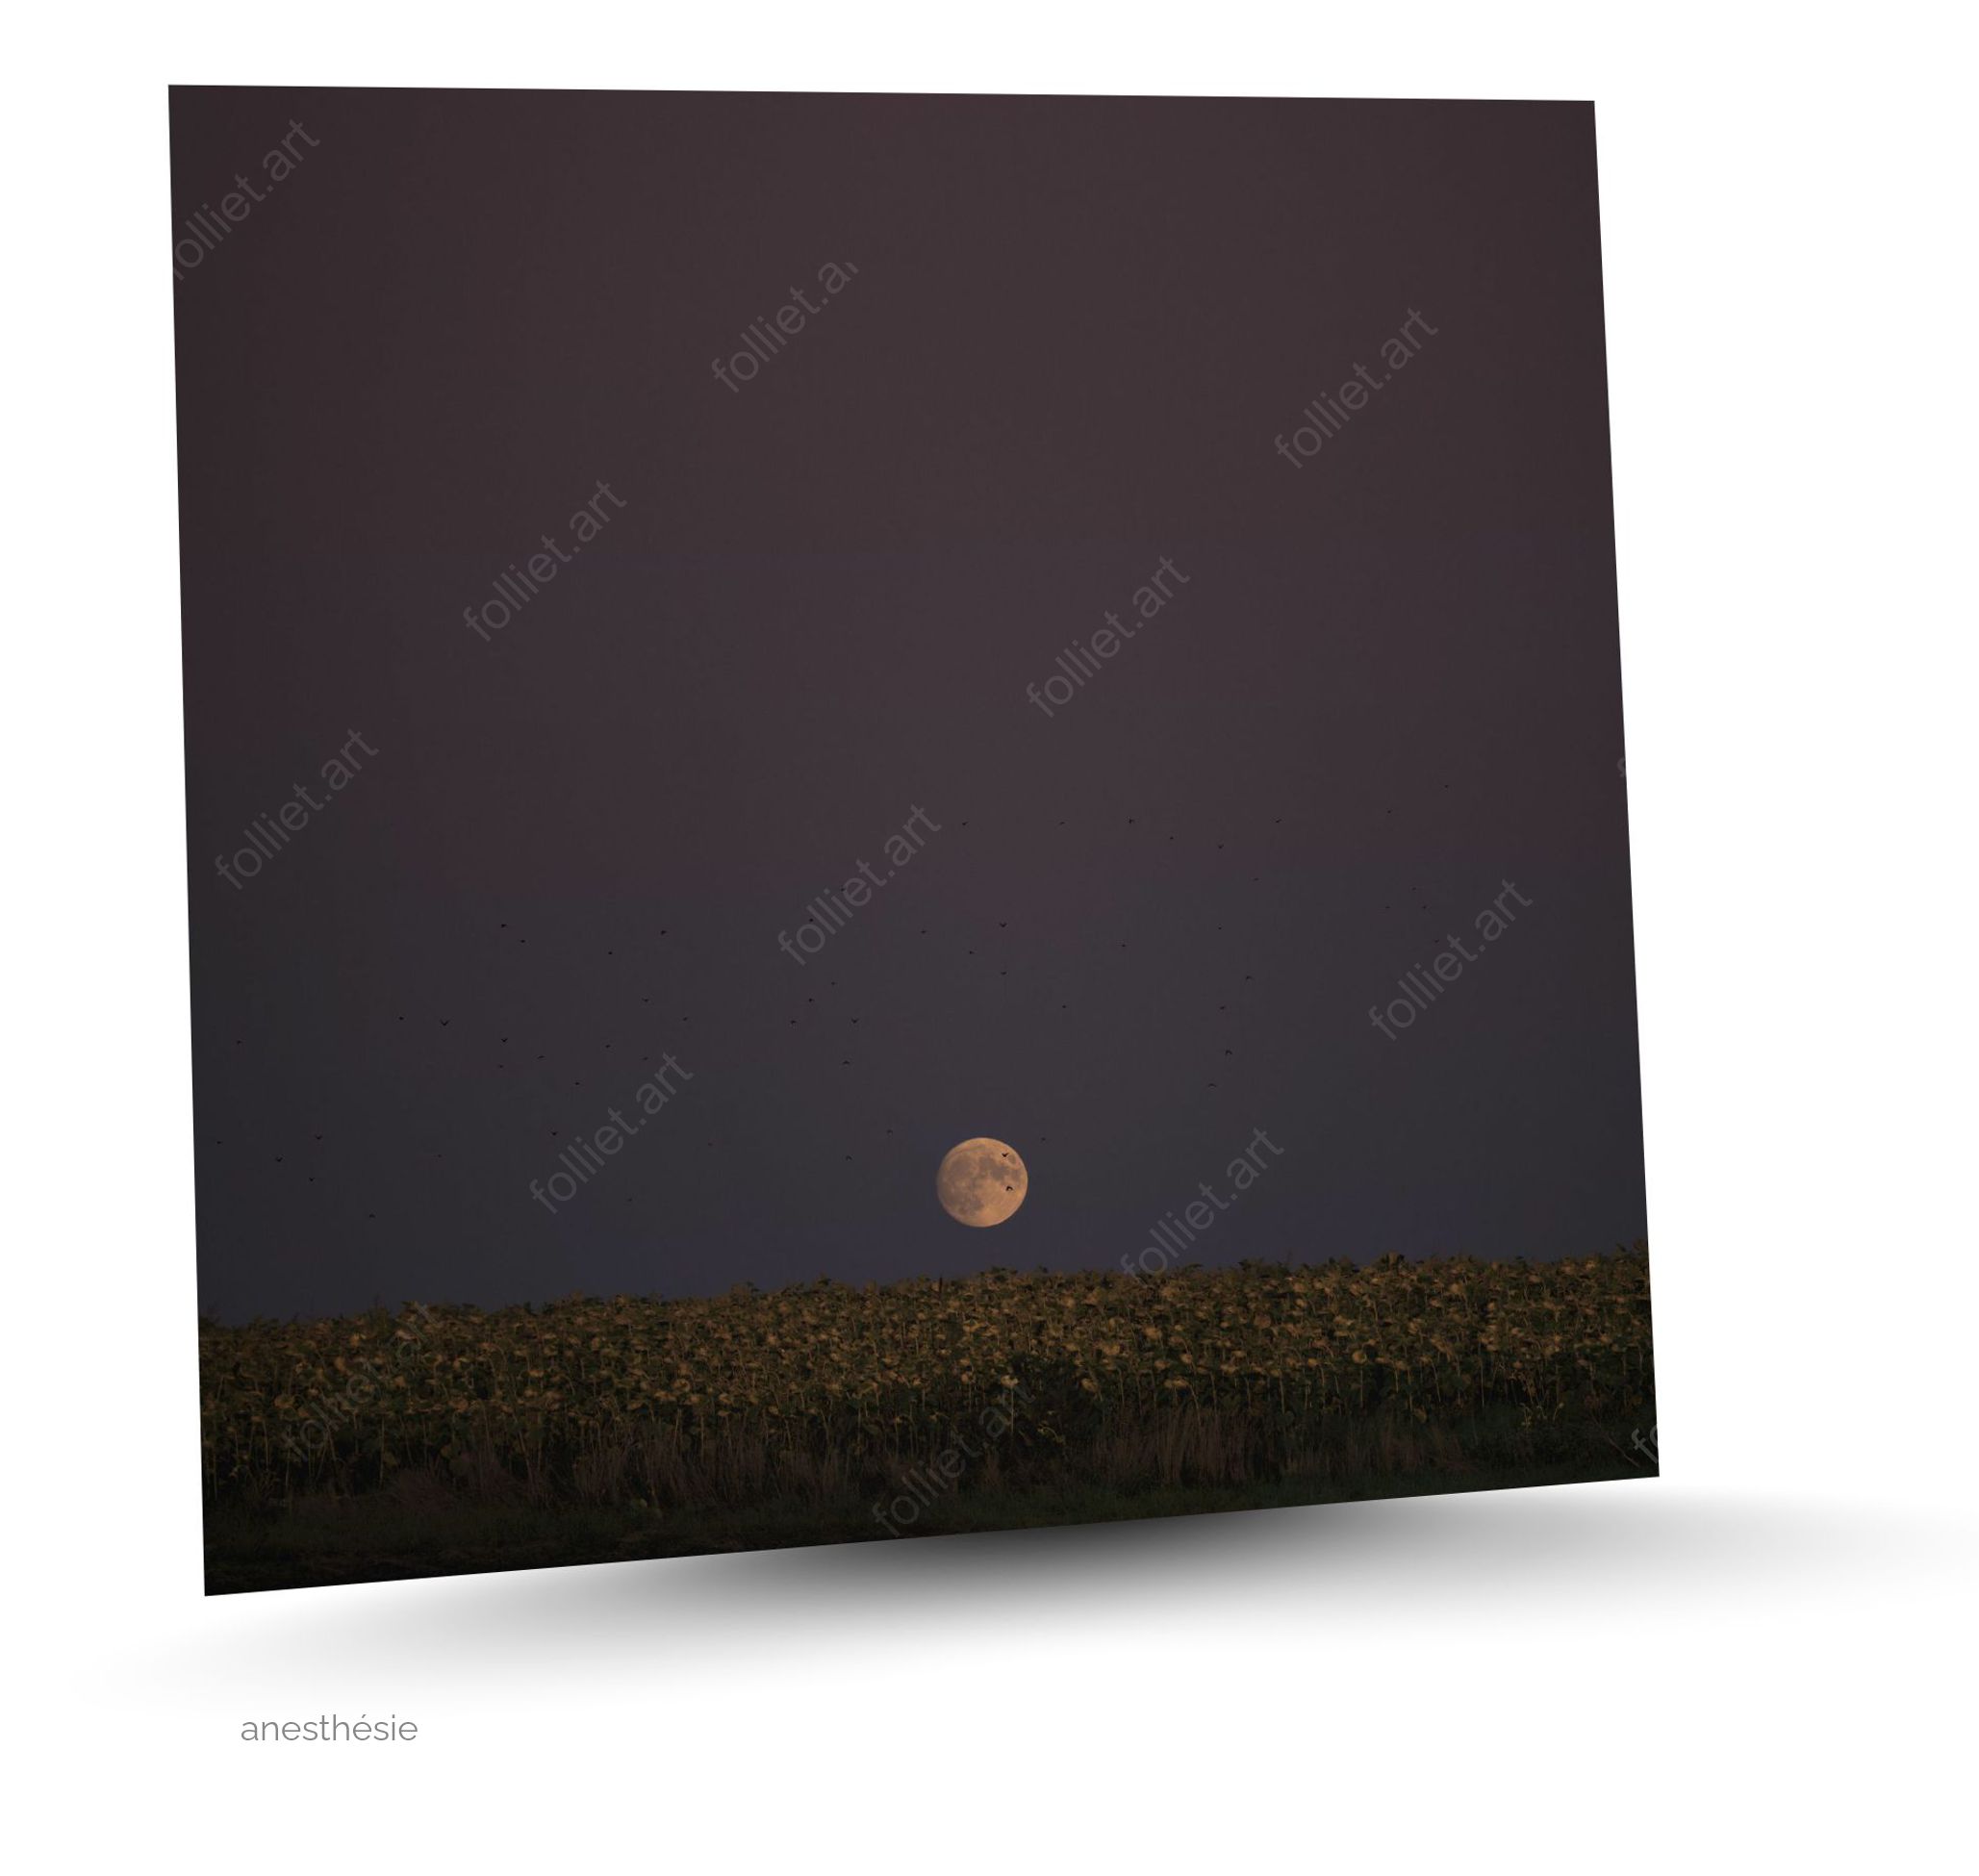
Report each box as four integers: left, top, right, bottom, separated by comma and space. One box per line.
936, 1137, 1028, 1227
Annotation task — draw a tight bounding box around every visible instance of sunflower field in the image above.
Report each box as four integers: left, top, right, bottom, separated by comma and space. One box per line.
199, 1249, 1655, 1517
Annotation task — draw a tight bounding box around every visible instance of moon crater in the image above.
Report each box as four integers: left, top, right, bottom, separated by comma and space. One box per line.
936, 1137, 1028, 1228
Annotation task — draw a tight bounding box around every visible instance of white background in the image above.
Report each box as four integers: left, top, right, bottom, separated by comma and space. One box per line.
5, 3, 1973, 1868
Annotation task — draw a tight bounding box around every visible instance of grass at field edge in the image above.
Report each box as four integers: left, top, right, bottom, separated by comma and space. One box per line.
206, 1451, 1656, 1593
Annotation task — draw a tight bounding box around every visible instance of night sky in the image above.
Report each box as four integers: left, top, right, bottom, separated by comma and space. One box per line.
172, 89, 1644, 1323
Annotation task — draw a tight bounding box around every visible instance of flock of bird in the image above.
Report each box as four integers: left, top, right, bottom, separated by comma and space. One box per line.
208, 805, 1452, 1227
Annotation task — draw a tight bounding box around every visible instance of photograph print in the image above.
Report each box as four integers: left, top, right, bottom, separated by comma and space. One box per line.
175, 87, 1655, 1592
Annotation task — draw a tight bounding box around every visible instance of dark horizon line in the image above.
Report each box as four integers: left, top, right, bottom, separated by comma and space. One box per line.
197, 1236, 1653, 1329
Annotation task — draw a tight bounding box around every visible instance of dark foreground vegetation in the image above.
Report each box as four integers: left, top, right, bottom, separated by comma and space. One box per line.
201, 1249, 1656, 1590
